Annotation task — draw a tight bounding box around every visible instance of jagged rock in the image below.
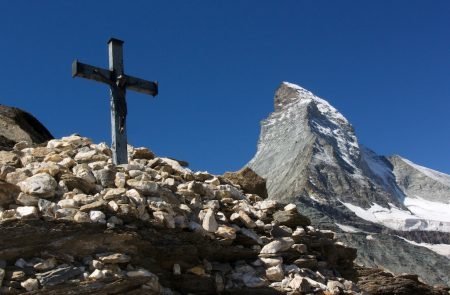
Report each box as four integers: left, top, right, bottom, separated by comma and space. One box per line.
18, 173, 57, 198
201, 209, 218, 233
36, 266, 83, 286
0, 180, 20, 206
222, 167, 268, 199
272, 210, 310, 227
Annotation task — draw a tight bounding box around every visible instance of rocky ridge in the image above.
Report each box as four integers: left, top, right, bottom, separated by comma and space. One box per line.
0, 134, 374, 295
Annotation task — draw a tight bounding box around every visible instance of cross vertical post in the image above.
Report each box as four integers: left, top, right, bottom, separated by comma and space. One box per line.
72, 37, 158, 165
108, 38, 128, 164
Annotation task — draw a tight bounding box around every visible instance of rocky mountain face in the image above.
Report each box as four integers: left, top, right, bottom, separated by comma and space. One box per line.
0, 105, 53, 151
248, 82, 450, 287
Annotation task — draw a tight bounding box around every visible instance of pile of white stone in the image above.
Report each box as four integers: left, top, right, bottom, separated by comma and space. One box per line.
0, 135, 361, 294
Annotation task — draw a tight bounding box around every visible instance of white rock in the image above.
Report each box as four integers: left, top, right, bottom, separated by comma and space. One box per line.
20, 278, 39, 291
202, 208, 218, 232
260, 257, 283, 267
18, 173, 57, 198
292, 227, 306, 237
15, 206, 39, 219
255, 200, 277, 211
58, 199, 78, 209
265, 264, 284, 281
108, 200, 119, 212
284, 203, 297, 211
126, 189, 145, 205
89, 269, 105, 280
115, 172, 127, 188
89, 210, 106, 223
260, 237, 294, 254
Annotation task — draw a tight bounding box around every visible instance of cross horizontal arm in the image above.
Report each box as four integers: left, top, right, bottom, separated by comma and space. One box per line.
72, 60, 158, 96
125, 75, 158, 96
72, 60, 111, 85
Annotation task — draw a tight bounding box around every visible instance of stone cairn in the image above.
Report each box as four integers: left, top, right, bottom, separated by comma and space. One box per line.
0, 135, 360, 294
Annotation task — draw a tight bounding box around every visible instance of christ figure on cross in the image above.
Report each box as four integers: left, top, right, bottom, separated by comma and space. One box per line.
72, 38, 158, 165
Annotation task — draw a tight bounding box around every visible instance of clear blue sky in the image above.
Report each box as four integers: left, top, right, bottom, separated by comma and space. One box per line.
1, 1, 449, 174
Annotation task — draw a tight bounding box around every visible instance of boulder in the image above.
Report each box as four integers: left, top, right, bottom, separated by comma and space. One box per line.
273, 210, 311, 227
0, 105, 53, 151
222, 167, 268, 199
260, 237, 295, 254
18, 173, 57, 198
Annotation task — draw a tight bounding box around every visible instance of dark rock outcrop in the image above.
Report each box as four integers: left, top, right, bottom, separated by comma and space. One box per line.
0, 105, 53, 150
222, 167, 268, 199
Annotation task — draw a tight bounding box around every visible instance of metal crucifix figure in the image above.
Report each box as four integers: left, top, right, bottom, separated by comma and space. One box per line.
72, 38, 158, 164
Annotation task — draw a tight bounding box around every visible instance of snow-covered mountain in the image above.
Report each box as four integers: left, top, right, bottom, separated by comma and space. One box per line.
248, 82, 450, 286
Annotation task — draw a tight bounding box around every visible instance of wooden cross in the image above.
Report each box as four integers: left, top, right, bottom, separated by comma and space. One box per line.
72, 38, 158, 164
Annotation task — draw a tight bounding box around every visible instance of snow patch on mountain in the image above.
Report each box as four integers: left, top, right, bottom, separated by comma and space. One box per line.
341, 199, 450, 232
397, 236, 450, 259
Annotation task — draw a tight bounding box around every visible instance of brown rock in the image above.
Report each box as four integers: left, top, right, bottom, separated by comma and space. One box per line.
60, 174, 97, 194
0, 180, 21, 206
0, 151, 21, 167
222, 167, 268, 199
0, 105, 53, 151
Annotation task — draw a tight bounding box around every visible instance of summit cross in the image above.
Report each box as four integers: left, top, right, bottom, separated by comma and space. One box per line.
72, 38, 158, 165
